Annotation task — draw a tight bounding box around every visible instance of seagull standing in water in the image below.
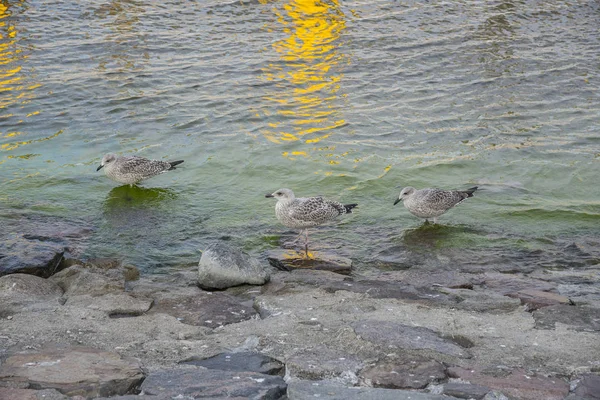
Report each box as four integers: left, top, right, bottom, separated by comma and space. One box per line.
394, 186, 477, 224
97, 153, 184, 186
266, 188, 357, 255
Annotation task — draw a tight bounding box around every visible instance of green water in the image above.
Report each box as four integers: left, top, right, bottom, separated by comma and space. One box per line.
1, 0, 599, 272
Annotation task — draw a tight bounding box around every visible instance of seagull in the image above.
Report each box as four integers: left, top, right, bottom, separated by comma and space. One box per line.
96, 153, 184, 186
266, 188, 357, 255
394, 186, 477, 223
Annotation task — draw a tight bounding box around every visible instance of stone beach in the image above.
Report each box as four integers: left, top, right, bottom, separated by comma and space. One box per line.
1, 230, 599, 400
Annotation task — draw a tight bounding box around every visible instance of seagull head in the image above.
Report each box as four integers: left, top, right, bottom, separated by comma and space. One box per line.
97, 153, 117, 171
265, 188, 295, 202
394, 186, 416, 205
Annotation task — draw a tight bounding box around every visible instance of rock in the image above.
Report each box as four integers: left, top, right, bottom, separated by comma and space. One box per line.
267, 249, 352, 275
324, 279, 458, 306
482, 391, 510, 400
181, 352, 284, 375
141, 367, 286, 399
506, 289, 573, 311
0, 237, 65, 277
0, 388, 69, 400
198, 242, 270, 289
147, 287, 257, 328
443, 382, 491, 399
0, 274, 63, 316
440, 288, 522, 313
532, 305, 600, 331
49, 265, 124, 296
447, 366, 569, 400
359, 358, 446, 389
352, 320, 472, 359
286, 379, 460, 399
573, 374, 600, 399
0, 346, 144, 398
482, 273, 556, 295
286, 349, 363, 383
65, 293, 153, 317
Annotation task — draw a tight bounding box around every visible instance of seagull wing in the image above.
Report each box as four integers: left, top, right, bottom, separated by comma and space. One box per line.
120, 156, 171, 176
289, 197, 343, 223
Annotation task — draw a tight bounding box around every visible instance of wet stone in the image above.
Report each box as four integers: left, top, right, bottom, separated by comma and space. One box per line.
359, 358, 447, 389
141, 367, 286, 399
0, 237, 65, 277
267, 249, 352, 275
181, 352, 284, 375
532, 304, 600, 331
448, 366, 569, 400
443, 382, 491, 399
0, 346, 144, 398
352, 320, 472, 359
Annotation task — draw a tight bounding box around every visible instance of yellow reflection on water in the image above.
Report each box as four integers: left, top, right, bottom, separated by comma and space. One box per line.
259, 0, 348, 156
0, 1, 43, 158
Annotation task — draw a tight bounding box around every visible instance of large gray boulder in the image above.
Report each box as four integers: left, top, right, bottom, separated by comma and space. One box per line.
198, 242, 270, 289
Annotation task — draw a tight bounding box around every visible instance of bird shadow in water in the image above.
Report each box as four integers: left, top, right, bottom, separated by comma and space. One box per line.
400, 223, 481, 250
103, 185, 177, 210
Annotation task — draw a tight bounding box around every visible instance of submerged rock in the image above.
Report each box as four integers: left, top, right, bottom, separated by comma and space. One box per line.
198, 242, 270, 289
267, 249, 352, 275
0, 346, 144, 398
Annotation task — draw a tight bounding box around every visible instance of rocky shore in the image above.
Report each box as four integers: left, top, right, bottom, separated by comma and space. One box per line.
1, 239, 599, 400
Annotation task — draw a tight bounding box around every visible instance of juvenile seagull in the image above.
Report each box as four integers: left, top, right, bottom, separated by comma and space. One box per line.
394, 186, 477, 223
97, 153, 184, 186
266, 188, 357, 254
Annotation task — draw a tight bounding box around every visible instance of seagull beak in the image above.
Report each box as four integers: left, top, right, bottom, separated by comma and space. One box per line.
265, 193, 274, 198
393, 198, 401, 205
96, 165, 104, 171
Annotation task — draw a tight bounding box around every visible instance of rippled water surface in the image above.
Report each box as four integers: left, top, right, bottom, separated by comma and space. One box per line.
2, 0, 599, 272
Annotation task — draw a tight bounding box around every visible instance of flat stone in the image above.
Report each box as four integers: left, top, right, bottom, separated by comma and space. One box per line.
286, 380, 460, 400
352, 320, 471, 359
141, 367, 286, 399
181, 352, 284, 375
441, 288, 522, 313
0, 388, 69, 400
286, 349, 363, 383
0, 237, 65, 277
443, 382, 490, 399
359, 358, 446, 389
506, 289, 573, 311
532, 304, 600, 331
65, 293, 153, 317
49, 265, 124, 296
482, 391, 511, 400
198, 242, 270, 289
267, 249, 352, 275
0, 274, 63, 316
448, 367, 569, 400
573, 374, 600, 399
148, 289, 257, 328
0, 346, 144, 398
482, 273, 556, 295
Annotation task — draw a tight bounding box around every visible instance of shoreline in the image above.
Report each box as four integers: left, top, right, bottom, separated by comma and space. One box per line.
1, 243, 599, 399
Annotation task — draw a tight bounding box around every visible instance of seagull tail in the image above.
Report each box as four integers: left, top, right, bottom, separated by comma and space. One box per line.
168, 160, 184, 170
344, 203, 358, 213
463, 186, 478, 197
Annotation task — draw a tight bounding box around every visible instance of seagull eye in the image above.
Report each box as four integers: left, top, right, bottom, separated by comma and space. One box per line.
276, 192, 282, 196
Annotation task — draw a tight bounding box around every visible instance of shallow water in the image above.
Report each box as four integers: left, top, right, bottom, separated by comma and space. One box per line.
1, 0, 599, 272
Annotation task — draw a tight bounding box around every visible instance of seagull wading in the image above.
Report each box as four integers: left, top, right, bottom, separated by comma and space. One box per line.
97, 153, 184, 186
266, 188, 357, 255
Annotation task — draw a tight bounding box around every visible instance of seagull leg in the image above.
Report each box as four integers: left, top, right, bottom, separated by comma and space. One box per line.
433, 217, 438, 224
283, 231, 303, 248
304, 230, 310, 258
